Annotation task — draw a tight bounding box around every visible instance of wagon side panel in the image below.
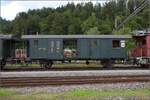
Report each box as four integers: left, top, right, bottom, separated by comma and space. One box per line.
77, 38, 90, 59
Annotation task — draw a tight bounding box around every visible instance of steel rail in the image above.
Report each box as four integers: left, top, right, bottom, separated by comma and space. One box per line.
1, 75, 150, 87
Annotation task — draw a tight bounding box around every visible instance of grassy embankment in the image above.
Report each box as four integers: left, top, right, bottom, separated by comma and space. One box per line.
5, 63, 101, 69
0, 88, 150, 100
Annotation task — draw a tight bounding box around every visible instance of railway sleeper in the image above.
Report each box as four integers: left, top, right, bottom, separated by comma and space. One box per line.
1, 76, 150, 83
1, 79, 149, 87
1, 75, 149, 80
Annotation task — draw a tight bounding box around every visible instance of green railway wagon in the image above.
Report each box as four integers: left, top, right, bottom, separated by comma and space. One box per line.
22, 35, 131, 68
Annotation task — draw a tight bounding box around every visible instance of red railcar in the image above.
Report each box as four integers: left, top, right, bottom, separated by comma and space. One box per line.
131, 30, 150, 66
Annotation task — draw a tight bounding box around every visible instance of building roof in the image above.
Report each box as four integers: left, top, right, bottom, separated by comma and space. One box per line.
132, 29, 150, 36
22, 35, 132, 39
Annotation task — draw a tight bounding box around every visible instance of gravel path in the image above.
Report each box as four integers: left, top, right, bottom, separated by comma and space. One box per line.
2, 82, 150, 94
1, 70, 150, 77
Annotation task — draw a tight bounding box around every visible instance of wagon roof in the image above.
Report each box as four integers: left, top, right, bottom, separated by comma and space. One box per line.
0, 34, 13, 39
22, 35, 132, 39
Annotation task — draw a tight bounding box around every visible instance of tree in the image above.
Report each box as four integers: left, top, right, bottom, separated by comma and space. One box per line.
50, 12, 67, 35
81, 13, 98, 34
86, 27, 100, 35
0, 17, 12, 34
115, 27, 131, 35
26, 14, 40, 34
98, 18, 113, 35
39, 13, 54, 34
0, 1, 149, 35
11, 12, 27, 35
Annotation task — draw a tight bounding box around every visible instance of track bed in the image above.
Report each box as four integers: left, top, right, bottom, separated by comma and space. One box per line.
1, 70, 150, 87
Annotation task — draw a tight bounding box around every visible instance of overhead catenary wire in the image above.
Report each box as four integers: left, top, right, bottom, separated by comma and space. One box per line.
114, 0, 148, 31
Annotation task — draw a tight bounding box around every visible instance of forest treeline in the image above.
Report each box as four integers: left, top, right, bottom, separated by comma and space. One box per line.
0, 0, 149, 35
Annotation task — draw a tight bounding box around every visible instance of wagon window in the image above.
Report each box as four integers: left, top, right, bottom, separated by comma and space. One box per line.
34, 40, 38, 48
112, 40, 120, 48
56, 41, 60, 52
50, 41, 54, 53
63, 39, 77, 58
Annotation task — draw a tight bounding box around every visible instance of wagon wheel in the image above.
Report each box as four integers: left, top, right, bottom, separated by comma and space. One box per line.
43, 61, 53, 69
140, 64, 150, 68
48, 61, 53, 68
68, 60, 71, 63
0, 59, 6, 70
43, 64, 48, 69
0, 64, 4, 70
101, 59, 113, 69
86, 60, 89, 65
39, 62, 44, 68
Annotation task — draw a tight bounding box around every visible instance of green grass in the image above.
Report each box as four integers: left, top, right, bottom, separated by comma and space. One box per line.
65, 88, 150, 97
5, 62, 135, 69
54, 63, 100, 68
5, 63, 47, 69
5, 63, 101, 69
0, 87, 150, 100
0, 89, 17, 97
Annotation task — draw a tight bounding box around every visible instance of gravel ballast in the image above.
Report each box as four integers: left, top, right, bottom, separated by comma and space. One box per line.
1, 70, 150, 77
2, 82, 150, 94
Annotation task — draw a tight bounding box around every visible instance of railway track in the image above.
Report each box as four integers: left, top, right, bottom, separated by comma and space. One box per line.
1, 75, 150, 87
